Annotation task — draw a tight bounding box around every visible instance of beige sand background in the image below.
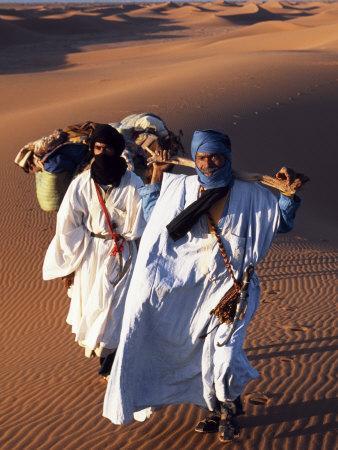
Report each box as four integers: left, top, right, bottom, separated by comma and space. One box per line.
0, 1, 337, 449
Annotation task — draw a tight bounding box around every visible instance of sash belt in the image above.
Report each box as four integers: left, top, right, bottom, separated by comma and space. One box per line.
90, 232, 113, 240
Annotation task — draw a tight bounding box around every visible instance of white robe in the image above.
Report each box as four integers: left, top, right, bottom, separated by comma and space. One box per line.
43, 170, 145, 357
103, 173, 281, 424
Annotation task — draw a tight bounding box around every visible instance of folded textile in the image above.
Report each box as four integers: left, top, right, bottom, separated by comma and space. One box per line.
43, 143, 89, 174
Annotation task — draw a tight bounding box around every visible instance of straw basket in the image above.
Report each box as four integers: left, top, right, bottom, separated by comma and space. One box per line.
35, 170, 73, 212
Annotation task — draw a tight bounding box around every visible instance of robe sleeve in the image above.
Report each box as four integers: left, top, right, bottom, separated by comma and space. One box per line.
42, 177, 91, 280
248, 185, 302, 264
138, 182, 161, 222
121, 175, 147, 240
277, 194, 301, 233
248, 185, 281, 265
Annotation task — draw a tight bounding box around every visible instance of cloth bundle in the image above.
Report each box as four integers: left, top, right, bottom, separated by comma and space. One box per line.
14, 121, 103, 173
111, 113, 184, 181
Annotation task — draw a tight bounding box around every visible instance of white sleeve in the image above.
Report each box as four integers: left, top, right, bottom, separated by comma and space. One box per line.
121, 173, 146, 240
42, 178, 91, 280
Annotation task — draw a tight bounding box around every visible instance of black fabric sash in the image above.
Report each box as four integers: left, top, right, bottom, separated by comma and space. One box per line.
166, 186, 229, 241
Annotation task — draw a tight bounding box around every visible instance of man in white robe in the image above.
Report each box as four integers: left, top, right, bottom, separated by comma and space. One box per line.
43, 125, 146, 377
103, 130, 301, 440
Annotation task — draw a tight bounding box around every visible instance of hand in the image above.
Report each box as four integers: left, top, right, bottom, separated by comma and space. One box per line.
147, 147, 174, 170
275, 166, 297, 186
62, 273, 75, 289
273, 167, 309, 196
143, 140, 174, 184
151, 154, 173, 184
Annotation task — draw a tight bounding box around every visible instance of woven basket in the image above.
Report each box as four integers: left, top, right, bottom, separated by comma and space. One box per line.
35, 170, 73, 212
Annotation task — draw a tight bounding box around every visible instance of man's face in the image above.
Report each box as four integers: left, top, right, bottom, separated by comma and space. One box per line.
195, 152, 226, 176
93, 141, 114, 156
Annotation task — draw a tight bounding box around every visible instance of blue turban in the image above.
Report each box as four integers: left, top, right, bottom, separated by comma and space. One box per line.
191, 130, 233, 189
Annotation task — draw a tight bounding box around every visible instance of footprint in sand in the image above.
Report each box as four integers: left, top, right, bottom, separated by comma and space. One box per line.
283, 324, 312, 332
247, 393, 270, 405
281, 306, 297, 312
280, 357, 294, 362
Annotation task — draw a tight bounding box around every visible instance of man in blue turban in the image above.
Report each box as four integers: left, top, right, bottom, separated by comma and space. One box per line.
103, 130, 302, 443
191, 129, 233, 188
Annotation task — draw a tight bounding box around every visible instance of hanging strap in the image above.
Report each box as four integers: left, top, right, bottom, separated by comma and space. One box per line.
94, 182, 124, 256
207, 212, 241, 293
199, 211, 244, 338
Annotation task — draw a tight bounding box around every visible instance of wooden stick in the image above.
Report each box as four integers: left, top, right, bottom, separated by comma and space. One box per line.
145, 152, 307, 195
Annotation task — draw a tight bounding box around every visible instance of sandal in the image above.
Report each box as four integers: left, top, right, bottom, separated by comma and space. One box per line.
194, 414, 220, 433
218, 402, 240, 443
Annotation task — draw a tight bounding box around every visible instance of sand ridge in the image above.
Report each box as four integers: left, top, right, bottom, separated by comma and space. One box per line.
1, 1, 336, 49
0, 2, 337, 449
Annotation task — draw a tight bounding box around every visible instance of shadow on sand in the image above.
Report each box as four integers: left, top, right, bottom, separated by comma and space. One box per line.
241, 398, 337, 442
218, 4, 313, 26
0, 3, 319, 75
0, 4, 187, 74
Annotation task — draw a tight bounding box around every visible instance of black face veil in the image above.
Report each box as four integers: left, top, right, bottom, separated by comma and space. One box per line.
90, 125, 127, 187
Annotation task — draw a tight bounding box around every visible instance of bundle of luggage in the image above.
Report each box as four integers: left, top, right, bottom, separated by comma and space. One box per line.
112, 112, 184, 182
14, 113, 184, 212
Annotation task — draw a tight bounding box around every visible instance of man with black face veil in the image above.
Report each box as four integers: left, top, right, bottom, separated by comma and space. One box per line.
43, 125, 146, 377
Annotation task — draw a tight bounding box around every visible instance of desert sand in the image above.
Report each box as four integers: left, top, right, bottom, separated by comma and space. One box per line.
0, 1, 337, 449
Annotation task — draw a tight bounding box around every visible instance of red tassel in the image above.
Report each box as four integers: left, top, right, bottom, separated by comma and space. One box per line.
110, 235, 124, 257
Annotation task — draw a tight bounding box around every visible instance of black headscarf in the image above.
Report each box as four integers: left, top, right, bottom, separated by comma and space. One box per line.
90, 124, 127, 186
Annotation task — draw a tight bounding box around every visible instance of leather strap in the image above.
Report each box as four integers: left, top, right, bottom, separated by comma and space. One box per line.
207, 212, 240, 293
94, 182, 124, 256
90, 232, 112, 240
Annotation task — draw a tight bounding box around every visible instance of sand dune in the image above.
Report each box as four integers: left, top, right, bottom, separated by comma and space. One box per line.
0, 2, 337, 449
